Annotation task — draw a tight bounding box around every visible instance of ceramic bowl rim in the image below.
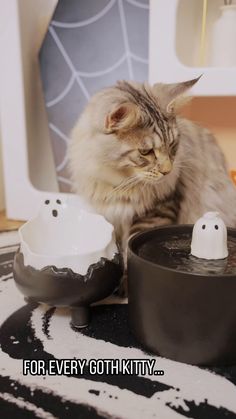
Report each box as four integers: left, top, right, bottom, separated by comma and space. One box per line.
19, 212, 115, 259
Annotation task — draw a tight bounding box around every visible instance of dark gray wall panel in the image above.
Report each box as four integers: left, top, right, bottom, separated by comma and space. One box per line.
40, 0, 149, 191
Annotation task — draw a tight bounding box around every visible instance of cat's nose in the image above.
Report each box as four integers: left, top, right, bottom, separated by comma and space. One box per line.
159, 158, 172, 175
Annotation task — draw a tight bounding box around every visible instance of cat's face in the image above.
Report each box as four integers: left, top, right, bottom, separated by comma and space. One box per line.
105, 115, 178, 184
102, 80, 186, 185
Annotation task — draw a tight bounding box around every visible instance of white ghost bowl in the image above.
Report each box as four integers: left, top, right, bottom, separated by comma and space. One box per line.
13, 200, 123, 328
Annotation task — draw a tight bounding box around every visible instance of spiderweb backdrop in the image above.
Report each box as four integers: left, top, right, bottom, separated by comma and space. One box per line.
40, 0, 149, 192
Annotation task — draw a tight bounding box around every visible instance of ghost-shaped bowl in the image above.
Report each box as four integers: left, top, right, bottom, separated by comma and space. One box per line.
13, 200, 123, 328
128, 224, 236, 366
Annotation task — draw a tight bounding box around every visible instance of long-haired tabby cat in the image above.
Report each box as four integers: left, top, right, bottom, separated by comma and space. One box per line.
68, 77, 236, 279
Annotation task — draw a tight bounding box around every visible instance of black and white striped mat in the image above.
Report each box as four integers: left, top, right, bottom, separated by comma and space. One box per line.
0, 231, 236, 418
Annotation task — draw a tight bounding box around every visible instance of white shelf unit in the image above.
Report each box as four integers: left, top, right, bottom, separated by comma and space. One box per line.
0, 0, 88, 220
149, 0, 236, 96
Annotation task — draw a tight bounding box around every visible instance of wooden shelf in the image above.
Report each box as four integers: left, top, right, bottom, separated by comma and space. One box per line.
0, 210, 23, 232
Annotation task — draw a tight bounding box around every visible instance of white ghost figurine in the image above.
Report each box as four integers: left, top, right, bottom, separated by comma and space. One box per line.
191, 212, 228, 260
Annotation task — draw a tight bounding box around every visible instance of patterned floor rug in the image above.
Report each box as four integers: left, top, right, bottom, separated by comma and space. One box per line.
0, 231, 236, 418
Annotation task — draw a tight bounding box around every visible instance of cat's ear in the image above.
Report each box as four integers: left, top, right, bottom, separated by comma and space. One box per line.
153, 75, 202, 114
105, 102, 139, 132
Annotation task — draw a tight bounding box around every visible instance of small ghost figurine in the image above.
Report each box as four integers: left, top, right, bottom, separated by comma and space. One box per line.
191, 212, 228, 260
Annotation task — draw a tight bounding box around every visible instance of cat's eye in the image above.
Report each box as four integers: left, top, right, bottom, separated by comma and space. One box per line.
45, 200, 50, 205
139, 148, 152, 156
202, 224, 206, 230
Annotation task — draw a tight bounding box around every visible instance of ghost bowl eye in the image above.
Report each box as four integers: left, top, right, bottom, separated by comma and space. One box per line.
13, 205, 123, 328
127, 224, 236, 366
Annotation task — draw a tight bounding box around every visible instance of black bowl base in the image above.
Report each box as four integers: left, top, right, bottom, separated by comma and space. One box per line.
14, 251, 123, 328
71, 306, 89, 328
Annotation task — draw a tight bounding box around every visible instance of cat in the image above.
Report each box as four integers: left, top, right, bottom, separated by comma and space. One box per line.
68, 77, 236, 280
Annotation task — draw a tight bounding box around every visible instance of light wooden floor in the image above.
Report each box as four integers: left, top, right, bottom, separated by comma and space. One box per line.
0, 210, 23, 232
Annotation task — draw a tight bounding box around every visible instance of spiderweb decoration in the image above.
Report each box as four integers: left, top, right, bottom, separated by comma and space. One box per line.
40, 0, 149, 192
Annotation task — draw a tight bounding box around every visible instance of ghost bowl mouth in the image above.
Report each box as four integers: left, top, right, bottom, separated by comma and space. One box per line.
127, 225, 236, 365
18, 217, 118, 276
19, 223, 115, 259
19, 237, 113, 260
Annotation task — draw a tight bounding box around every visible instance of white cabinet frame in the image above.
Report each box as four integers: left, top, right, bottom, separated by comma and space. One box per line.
0, 0, 70, 220
149, 0, 236, 96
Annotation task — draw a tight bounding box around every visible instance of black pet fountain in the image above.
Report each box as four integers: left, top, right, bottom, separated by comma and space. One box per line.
13, 199, 123, 328
128, 212, 236, 366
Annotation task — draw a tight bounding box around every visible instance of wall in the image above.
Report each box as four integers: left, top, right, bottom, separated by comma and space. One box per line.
0, 131, 5, 211
182, 97, 236, 171
40, 0, 149, 192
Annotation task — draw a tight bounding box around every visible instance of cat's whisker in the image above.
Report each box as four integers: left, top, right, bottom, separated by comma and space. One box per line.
109, 178, 134, 194
118, 176, 142, 194
112, 176, 138, 193
174, 163, 189, 168
142, 178, 150, 189
174, 159, 192, 169
107, 175, 141, 199
174, 163, 192, 170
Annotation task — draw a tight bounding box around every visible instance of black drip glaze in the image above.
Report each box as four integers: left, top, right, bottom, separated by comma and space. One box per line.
13, 252, 123, 328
